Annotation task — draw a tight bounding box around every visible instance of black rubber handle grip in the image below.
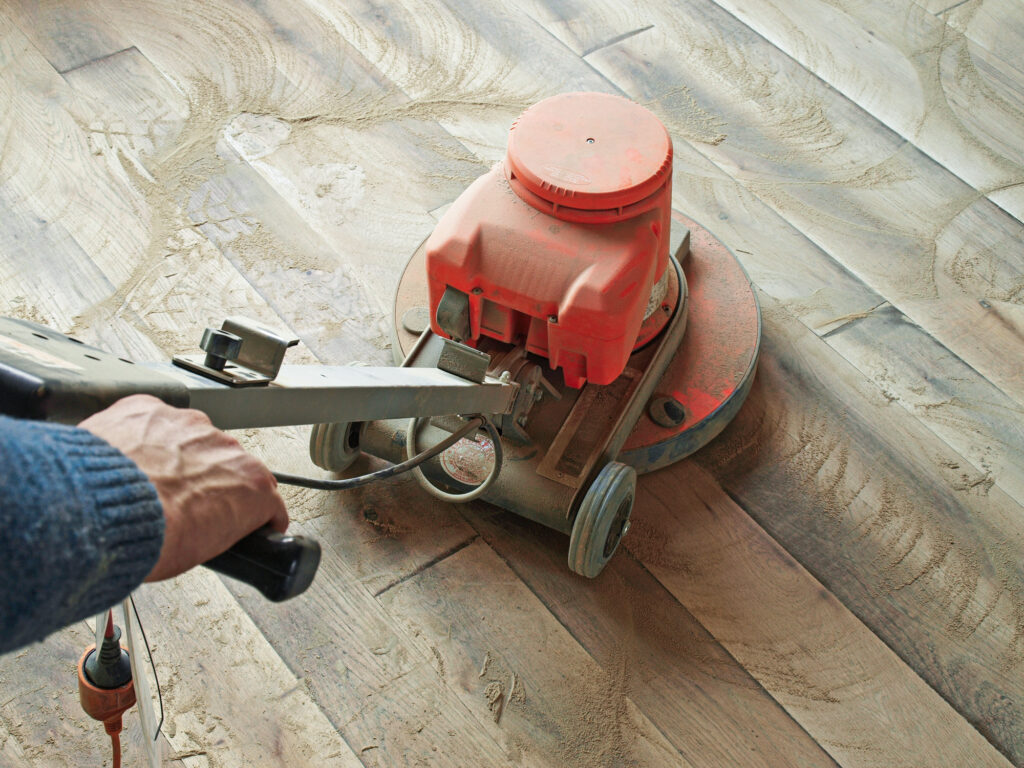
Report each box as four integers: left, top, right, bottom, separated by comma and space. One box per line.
203, 526, 321, 602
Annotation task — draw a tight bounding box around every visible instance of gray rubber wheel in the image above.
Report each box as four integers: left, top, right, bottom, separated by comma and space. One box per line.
309, 422, 365, 472
568, 461, 637, 578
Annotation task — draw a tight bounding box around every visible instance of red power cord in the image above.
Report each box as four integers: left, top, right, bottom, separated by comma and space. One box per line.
78, 611, 135, 767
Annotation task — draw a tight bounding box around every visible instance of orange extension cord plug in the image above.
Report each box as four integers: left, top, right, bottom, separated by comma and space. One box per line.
77, 611, 136, 768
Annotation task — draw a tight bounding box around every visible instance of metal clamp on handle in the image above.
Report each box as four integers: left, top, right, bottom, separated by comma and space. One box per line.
203, 526, 321, 602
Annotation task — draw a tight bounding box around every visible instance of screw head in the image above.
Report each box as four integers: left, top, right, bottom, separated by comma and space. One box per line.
648, 396, 687, 428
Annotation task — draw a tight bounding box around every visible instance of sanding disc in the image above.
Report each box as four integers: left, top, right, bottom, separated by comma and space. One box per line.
391, 211, 760, 476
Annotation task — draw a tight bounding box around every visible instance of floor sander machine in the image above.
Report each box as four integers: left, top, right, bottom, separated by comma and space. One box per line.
0, 92, 760, 595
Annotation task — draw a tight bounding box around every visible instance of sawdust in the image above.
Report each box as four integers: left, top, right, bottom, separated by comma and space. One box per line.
556, 643, 648, 768
61, 0, 538, 361
5, 296, 53, 327
362, 508, 413, 542
642, 85, 727, 146
652, 14, 845, 162
693, 300, 1024, 683
780, 386, 1024, 670
429, 645, 446, 679
621, 514, 696, 576
484, 681, 504, 723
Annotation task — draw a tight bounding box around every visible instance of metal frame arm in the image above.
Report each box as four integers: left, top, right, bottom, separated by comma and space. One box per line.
0, 317, 517, 428
178, 363, 516, 430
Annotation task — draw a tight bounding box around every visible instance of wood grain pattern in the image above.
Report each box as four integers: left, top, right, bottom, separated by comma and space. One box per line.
378, 538, 693, 768
822, 302, 1024, 509
467, 508, 842, 768
628, 460, 1014, 768
1, 0, 1022, 765
222, 516, 551, 768
940, 0, 1024, 78
136, 570, 364, 768
710, 0, 1024, 222
697, 292, 1024, 762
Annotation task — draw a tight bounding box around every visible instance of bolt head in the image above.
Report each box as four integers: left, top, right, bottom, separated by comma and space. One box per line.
200, 327, 243, 356
648, 396, 687, 428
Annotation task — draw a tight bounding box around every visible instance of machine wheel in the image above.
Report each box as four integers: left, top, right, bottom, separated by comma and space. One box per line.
309, 422, 365, 472
568, 461, 637, 578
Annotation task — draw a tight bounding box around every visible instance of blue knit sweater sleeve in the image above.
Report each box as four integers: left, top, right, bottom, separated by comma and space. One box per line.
0, 415, 164, 654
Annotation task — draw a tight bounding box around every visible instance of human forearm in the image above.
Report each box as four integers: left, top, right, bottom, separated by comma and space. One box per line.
0, 417, 164, 654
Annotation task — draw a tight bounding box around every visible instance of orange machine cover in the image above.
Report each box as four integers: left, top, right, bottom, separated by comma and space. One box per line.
426, 92, 673, 387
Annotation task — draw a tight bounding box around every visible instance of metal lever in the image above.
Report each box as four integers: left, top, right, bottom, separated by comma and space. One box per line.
203, 526, 321, 602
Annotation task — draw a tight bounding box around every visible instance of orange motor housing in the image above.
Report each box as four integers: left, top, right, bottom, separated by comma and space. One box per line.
425, 92, 674, 387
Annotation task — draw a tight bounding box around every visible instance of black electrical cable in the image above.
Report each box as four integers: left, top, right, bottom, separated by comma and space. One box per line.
272, 415, 487, 491
129, 595, 163, 741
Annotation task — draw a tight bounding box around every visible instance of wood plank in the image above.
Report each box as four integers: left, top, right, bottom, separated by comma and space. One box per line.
528, 0, 1024, 410
223, 522, 550, 768
660, 149, 1024, 510
135, 569, 363, 767
6, 2, 1023, 768
693, 292, 1024, 763
0, 579, 363, 768
210, 0, 512, 292
467, 508, 841, 768
81, 0, 493, 367
940, 0, 1024, 80
4, 1, 131, 73
176, 4, 1024, 765
377, 538, 693, 767
304, 0, 600, 159
0, 15, 153, 293
822, 302, 1024, 508
628, 459, 1013, 768
3, 20, 557, 768
0, 719, 33, 768
934, 0, 1024, 229
709, 0, 1024, 223
294, 464, 485, 597
61, 46, 189, 167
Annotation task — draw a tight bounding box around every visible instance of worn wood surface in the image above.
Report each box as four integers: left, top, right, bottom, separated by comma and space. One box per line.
0, 0, 1021, 766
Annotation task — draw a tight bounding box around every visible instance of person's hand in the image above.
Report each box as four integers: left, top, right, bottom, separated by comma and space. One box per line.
79, 394, 289, 582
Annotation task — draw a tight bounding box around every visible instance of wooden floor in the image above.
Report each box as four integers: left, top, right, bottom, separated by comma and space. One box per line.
1, 1, 1023, 765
